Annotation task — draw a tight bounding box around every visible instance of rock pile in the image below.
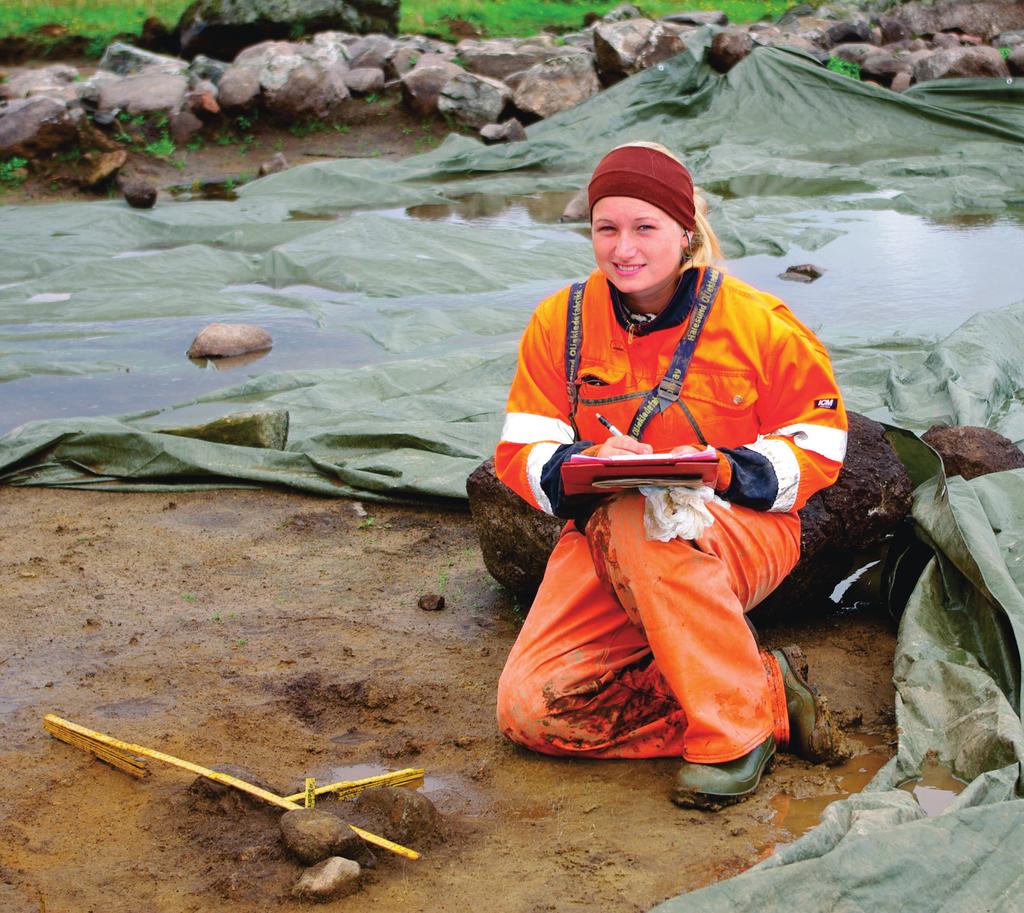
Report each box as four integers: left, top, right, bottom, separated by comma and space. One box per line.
2, 0, 1022, 190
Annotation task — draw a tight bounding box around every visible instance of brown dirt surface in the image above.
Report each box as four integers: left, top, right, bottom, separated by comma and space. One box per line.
0, 485, 897, 913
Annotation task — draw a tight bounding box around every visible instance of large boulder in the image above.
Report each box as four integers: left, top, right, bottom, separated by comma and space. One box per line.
592, 19, 686, 84
437, 71, 511, 128
456, 39, 569, 81
264, 61, 350, 119
879, 0, 1024, 41
0, 65, 79, 101
98, 42, 189, 76
860, 51, 914, 87
175, 0, 399, 60
512, 54, 600, 120
400, 59, 464, 117
912, 46, 1009, 82
96, 72, 190, 117
708, 29, 753, 73
921, 425, 1024, 481
0, 96, 82, 157
466, 412, 913, 615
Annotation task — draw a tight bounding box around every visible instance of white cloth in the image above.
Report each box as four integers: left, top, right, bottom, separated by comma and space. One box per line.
640, 485, 730, 541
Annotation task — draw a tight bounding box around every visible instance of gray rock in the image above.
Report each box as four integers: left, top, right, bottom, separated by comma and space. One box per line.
189, 54, 231, 84
994, 28, 1024, 48
161, 410, 290, 449
264, 62, 350, 119
709, 29, 753, 73
176, 0, 400, 60
913, 46, 1009, 82
292, 857, 361, 901
233, 40, 306, 91
932, 32, 962, 50
560, 187, 589, 222
122, 179, 158, 209
878, 14, 912, 45
662, 10, 728, 27
825, 19, 872, 45
169, 109, 203, 143
1010, 46, 1024, 75
99, 42, 189, 76
0, 96, 81, 158
185, 78, 221, 115
437, 71, 512, 128
305, 31, 357, 69
593, 19, 686, 84
347, 33, 396, 70
97, 72, 190, 116
259, 151, 289, 175
601, 3, 645, 23
479, 117, 527, 145
779, 263, 825, 282
386, 46, 422, 78
353, 788, 441, 845
0, 65, 79, 101
559, 31, 595, 50
830, 42, 879, 66
401, 59, 463, 117
344, 66, 385, 95
216, 65, 261, 108
187, 323, 273, 358
280, 809, 364, 864
861, 51, 914, 86
467, 412, 912, 613
890, 71, 913, 92
883, 0, 1024, 41
456, 39, 565, 81
921, 425, 1024, 481
513, 54, 600, 120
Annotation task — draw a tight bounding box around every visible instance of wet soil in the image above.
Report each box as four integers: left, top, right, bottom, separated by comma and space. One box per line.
0, 486, 897, 913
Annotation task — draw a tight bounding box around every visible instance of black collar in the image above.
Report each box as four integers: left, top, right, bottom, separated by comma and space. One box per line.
609, 269, 698, 337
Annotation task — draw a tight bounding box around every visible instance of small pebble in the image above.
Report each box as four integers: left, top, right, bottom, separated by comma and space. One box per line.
418, 594, 445, 611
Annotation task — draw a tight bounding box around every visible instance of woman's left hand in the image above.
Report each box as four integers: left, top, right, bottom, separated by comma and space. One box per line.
670, 444, 704, 456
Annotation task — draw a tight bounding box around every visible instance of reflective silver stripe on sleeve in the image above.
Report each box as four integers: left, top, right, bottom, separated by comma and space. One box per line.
501, 412, 575, 446
774, 423, 848, 463
526, 442, 559, 516
745, 437, 800, 512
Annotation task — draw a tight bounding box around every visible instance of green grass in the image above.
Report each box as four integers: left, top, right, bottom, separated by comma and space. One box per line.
826, 56, 861, 80
1, 0, 796, 54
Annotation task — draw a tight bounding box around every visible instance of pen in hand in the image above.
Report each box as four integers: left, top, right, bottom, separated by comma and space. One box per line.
596, 413, 626, 437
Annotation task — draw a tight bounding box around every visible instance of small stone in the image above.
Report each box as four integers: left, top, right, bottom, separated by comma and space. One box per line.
80, 149, 127, 187
122, 179, 157, 209
169, 110, 203, 144
890, 72, 913, 92
345, 66, 386, 95
187, 323, 273, 358
353, 787, 441, 845
779, 263, 825, 282
280, 808, 364, 865
418, 594, 446, 611
259, 152, 289, 176
559, 187, 589, 222
291, 856, 361, 902
479, 117, 527, 144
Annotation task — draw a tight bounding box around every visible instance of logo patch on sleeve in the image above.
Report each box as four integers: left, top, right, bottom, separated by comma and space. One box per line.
814, 397, 838, 410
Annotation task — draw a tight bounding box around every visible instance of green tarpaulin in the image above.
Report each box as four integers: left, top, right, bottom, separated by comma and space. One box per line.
3, 36, 1024, 911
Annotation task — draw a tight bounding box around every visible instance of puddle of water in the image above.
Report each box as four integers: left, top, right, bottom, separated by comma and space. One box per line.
406, 190, 580, 226
771, 732, 892, 837
898, 757, 966, 816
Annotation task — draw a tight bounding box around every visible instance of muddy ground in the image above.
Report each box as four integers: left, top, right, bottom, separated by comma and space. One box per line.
0, 485, 896, 913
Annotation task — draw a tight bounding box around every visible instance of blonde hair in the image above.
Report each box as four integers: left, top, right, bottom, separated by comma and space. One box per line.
609, 141, 722, 270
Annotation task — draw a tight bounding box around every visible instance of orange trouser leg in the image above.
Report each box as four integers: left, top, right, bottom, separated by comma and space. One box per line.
586, 493, 800, 763
496, 495, 800, 762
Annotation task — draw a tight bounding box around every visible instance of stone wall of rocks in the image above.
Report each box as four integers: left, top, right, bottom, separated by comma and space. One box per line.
3, 0, 1023, 190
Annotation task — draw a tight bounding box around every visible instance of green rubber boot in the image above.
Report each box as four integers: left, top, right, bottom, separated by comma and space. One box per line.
671, 736, 776, 811
772, 645, 850, 765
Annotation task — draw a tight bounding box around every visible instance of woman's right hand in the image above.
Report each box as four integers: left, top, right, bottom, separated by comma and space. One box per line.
593, 435, 654, 458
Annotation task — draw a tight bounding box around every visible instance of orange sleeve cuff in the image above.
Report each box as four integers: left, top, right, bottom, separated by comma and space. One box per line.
714, 452, 732, 492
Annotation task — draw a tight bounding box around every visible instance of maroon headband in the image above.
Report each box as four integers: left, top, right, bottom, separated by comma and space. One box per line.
588, 146, 695, 231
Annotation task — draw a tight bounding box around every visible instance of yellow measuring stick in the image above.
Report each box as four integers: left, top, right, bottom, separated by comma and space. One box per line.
43, 714, 421, 860
283, 768, 425, 802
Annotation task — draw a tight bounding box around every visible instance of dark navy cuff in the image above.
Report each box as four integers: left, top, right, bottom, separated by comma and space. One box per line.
540, 441, 602, 523
719, 447, 778, 511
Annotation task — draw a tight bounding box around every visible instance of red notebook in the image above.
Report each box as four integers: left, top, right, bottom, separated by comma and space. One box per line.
561, 448, 719, 496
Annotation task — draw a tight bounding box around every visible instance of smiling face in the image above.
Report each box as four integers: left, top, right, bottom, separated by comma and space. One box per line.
591, 195, 687, 315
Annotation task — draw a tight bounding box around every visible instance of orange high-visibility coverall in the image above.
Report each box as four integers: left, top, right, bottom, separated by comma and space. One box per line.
494, 267, 847, 763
